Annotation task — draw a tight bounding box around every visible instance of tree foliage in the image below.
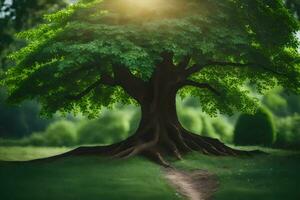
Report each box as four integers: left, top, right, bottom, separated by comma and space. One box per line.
0, 0, 67, 138
0, 0, 67, 68
1, 0, 300, 117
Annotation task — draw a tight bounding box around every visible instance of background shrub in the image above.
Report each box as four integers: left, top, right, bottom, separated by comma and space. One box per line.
178, 105, 234, 143
0, 88, 51, 138
178, 108, 203, 134
200, 116, 219, 138
7, 120, 78, 147
77, 111, 132, 145
24, 133, 47, 146
234, 107, 275, 146
210, 117, 234, 143
263, 87, 300, 117
273, 114, 300, 149
41, 120, 77, 146
0, 99, 236, 147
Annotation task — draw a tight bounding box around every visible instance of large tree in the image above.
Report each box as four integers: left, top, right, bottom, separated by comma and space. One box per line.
2, 0, 300, 165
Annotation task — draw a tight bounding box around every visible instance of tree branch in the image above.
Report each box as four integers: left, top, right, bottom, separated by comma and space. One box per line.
160, 51, 174, 68
112, 64, 149, 103
185, 61, 289, 78
177, 55, 191, 70
67, 75, 115, 100
180, 80, 221, 96
185, 61, 250, 76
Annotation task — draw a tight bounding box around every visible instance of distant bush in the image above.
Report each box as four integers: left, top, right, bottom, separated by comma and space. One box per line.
42, 120, 77, 146
178, 107, 234, 143
0, 106, 138, 147
263, 87, 300, 117
0, 138, 26, 146
234, 107, 275, 146
262, 88, 288, 117
200, 116, 219, 138
23, 133, 47, 146
211, 117, 233, 143
273, 115, 300, 150
0, 120, 77, 147
178, 108, 202, 134
77, 111, 131, 145
0, 100, 237, 147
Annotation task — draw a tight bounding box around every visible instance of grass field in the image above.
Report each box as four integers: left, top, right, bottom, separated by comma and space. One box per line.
0, 146, 70, 161
0, 147, 181, 200
0, 146, 299, 200
174, 149, 300, 200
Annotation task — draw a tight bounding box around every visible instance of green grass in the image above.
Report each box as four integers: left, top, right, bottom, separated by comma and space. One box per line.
0, 147, 181, 200
0, 146, 70, 161
174, 147, 300, 200
0, 146, 299, 200
0, 158, 181, 200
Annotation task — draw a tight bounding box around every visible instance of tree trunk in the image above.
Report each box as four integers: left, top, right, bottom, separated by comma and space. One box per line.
37, 54, 263, 166
47, 90, 256, 167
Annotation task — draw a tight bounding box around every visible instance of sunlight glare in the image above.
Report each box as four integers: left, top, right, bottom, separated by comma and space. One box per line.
115, 0, 183, 19
125, 0, 162, 9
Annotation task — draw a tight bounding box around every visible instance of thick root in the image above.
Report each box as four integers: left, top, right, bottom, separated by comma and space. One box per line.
29, 123, 264, 166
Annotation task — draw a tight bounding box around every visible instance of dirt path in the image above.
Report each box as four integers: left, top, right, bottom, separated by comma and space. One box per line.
164, 168, 219, 200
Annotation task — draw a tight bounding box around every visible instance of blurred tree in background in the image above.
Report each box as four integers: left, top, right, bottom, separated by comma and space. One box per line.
177, 97, 234, 144
0, 88, 51, 138
263, 87, 300, 117
77, 106, 137, 145
274, 114, 300, 149
0, 0, 67, 68
0, 0, 67, 138
262, 87, 300, 149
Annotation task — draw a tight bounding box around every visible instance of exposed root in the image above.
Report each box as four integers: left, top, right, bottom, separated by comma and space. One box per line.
112, 123, 160, 158
168, 122, 193, 152
184, 132, 237, 156
29, 121, 264, 166
142, 150, 171, 168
